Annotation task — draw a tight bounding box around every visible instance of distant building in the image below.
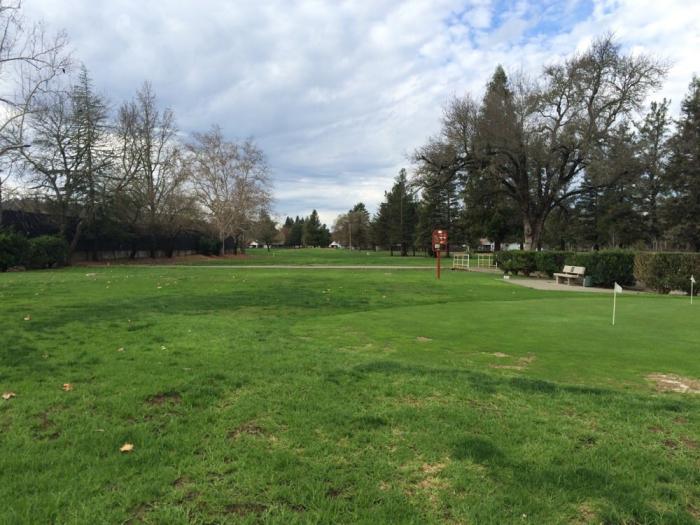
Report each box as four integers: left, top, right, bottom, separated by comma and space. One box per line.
329, 241, 342, 249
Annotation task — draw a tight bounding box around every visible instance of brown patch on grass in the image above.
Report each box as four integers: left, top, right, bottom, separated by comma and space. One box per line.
224, 503, 267, 516
646, 373, 700, 394
571, 502, 597, 524
326, 487, 343, 499
146, 391, 182, 405
416, 336, 432, 342
229, 421, 267, 439
490, 364, 525, 370
673, 416, 688, 424
680, 436, 698, 449
492, 352, 509, 358
32, 412, 60, 440
126, 503, 152, 524
648, 425, 665, 433
662, 439, 678, 450
490, 353, 536, 371
172, 475, 191, 488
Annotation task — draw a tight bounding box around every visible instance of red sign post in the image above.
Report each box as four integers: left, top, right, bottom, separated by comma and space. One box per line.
432, 229, 448, 280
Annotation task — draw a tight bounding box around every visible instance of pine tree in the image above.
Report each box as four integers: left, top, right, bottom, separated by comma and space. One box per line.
665, 77, 700, 249
372, 169, 418, 255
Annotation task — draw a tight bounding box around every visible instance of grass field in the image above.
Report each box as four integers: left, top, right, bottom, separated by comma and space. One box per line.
1, 259, 699, 524
182, 248, 435, 266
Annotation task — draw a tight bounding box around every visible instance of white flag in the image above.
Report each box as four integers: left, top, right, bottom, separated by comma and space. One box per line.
614, 282, 623, 293
692, 275, 696, 284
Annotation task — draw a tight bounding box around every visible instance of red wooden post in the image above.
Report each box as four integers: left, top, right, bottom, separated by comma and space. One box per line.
432, 230, 448, 280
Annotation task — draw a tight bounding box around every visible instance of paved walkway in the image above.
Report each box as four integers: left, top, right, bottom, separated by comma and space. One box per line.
506, 278, 641, 294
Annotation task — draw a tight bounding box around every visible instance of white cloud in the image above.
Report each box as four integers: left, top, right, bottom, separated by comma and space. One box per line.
21, 0, 700, 222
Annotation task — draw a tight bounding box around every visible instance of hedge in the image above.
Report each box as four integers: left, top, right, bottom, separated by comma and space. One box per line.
197, 236, 222, 256
26, 235, 69, 269
496, 250, 635, 287
568, 251, 635, 288
0, 230, 29, 271
0, 232, 69, 271
634, 252, 700, 294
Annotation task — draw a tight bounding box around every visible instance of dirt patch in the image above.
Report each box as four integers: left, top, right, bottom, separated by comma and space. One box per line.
420, 462, 446, 475
492, 352, 509, 358
647, 373, 700, 394
662, 439, 678, 450
648, 425, 664, 434
416, 336, 432, 342
228, 421, 267, 439
32, 412, 61, 440
146, 391, 182, 405
680, 436, 698, 449
490, 353, 536, 371
326, 487, 343, 499
572, 503, 597, 525
225, 503, 267, 516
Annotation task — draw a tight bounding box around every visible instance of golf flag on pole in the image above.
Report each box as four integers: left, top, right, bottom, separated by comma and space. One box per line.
692, 275, 696, 305
612, 282, 622, 326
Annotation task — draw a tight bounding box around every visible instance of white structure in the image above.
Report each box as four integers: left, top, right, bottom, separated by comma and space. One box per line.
329, 241, 342, 249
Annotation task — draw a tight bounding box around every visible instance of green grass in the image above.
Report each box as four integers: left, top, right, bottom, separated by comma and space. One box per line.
183, 247, 435, 266
1, 263, 699, 524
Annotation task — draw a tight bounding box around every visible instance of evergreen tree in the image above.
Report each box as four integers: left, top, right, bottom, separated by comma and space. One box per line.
665, 77, 700, 249
303, 209, 323, 246
416, 172, 461, 255
372, 169, 418, 255
635, 99, 672, 248
281, 216, 294, 246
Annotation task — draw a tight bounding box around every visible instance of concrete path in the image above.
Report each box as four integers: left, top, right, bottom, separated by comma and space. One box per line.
505, 277, 642, 294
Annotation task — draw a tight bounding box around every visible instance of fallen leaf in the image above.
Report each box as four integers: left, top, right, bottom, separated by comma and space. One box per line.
62, 383, 73, 392
116, 347, 125, 352
2, 392, 16, 400
23, 315, 31, 321
120, 443, 134, 453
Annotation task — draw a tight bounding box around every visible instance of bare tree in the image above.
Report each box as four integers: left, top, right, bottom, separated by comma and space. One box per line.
18, 67, 110, 256
0, 1, 70, 222
128, 82, 187, 257
187, 126, 271, 255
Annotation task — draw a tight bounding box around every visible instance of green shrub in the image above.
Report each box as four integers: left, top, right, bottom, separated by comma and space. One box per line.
0, 230, 29, 271
198, 236, 222, 256
567, 251, 635, 288
535, 251, 574, 277
634, 252, 700, 294
495, 251, 537, 275
26, 235, 69, 269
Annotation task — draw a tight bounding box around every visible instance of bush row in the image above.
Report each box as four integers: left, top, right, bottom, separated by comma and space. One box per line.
634, 252, 700, 294
0, 231, 69, 271
495, 250, 636, 287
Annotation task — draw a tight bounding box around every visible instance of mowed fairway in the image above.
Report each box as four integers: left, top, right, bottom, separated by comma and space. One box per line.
1, 265, 699, 524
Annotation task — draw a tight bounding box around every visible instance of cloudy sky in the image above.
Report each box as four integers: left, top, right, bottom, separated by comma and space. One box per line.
24, 0, 699, 226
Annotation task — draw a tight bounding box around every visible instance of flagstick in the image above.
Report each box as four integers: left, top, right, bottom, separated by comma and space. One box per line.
692, 279, 694, 305
612, 287, 617, 326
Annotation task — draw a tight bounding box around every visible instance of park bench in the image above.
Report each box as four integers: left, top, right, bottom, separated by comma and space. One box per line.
553, 265, 586, 285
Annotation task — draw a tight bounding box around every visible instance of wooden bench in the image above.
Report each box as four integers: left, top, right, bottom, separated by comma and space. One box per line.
553, 265, 586, 285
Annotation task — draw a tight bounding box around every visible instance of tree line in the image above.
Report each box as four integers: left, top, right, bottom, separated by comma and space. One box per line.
328, 36, 699, 256
0, 5, 272, 259
404, 35, 700, 253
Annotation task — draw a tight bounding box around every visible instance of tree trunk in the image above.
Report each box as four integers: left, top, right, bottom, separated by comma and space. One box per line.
522, 218, 543, 251
219, 232, 225, 256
